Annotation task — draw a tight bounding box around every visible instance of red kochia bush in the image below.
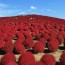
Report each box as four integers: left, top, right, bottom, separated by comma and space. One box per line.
0, 31, 5, 40
30, 26, 36, 32
14, 38, 24, 44
48, 29, 57, 38
33, 41, 45, 53
23, 25, 29, 31
5, 61, 18, 65
60, 51, 65, 65
24, 38, 34, 49
16, 32, 25, 42
36, 61, 45, 65
41, 26, 49, 33
14, 42, 26, 54
39, 38, 46, 47
1, 52, 16, 65
57, 32, 64, 44
23, 31, 32, 39
18, 52, 35, 65
18, 23, 23, 30
32, 61, 45, 65
48, 38, 59, 52
42, 33, 49, 40
41, 54, 56, 65
31, 32, 36, 37
2, 40, 14, 53
0, 40, 5, 49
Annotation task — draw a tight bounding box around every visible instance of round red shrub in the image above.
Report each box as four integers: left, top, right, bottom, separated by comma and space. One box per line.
39, 38, 46, 47
41, 26, 49, 33
15, 38, 24, 44
7, 32, 15, 40
30, 26, 35, 32
48, 29, 57, 38
24, 38, 34, 49
1, 52, 16, 65
18, 23, 23, 30
57, 32, 64, 44
60, 51, 65, 65
45, 23, 51, 30
48, 38, 59, 52
5, 61, 18, 65
42, 33, 49, 40
41, 54, 56, 65
31, 61, 45, 65
36, 61, 45, 65
23, 31, 32, 39
14, 42, 26, 54
60, 25, 65, 31
0, 40, 5, 49
0, 31, 5, 40
23, 25, 29, 31
2, 40, 14, 53
33, 41, 45, 53
18, 52, 35, 65
16, 32, 25, 42
35, 33, 41, 39
31, 32, 36, 37
3, 32, 8, 39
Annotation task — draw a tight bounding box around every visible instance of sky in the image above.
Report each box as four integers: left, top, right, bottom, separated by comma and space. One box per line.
0, 0, 65, 19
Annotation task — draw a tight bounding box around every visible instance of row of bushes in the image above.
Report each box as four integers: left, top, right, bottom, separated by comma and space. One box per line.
0, 51, 65, 65
0, 20, 65, 53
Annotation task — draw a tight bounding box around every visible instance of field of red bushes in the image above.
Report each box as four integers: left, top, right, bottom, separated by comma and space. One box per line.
0, 14, 65, 65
